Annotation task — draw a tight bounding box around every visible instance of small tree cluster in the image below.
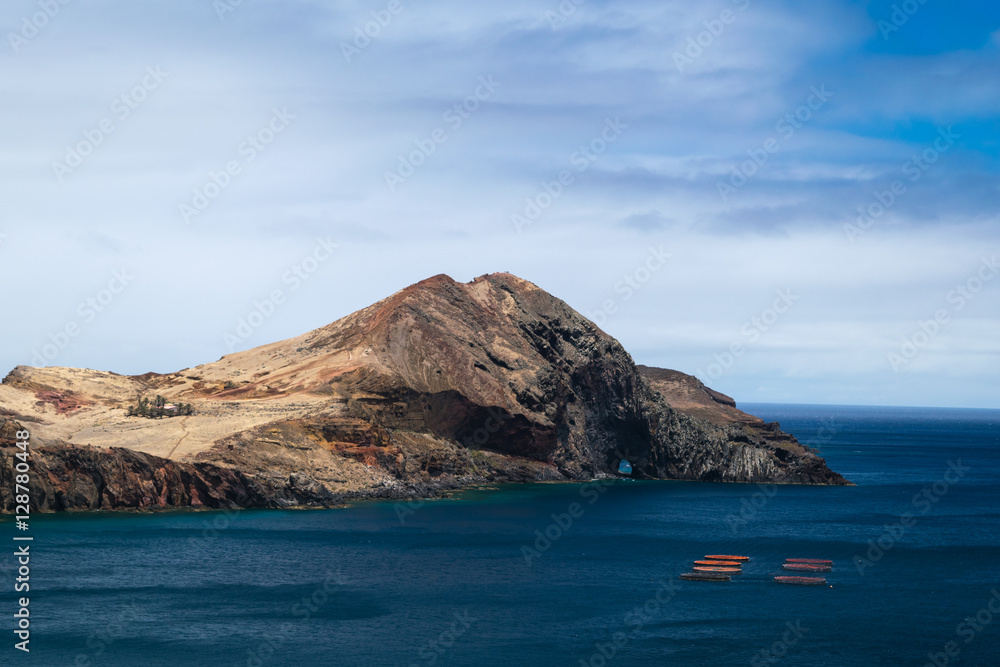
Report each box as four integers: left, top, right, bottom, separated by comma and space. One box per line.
126, 395, 193, 419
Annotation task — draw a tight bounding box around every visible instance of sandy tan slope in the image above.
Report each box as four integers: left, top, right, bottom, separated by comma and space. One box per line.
1, 272, 848, 513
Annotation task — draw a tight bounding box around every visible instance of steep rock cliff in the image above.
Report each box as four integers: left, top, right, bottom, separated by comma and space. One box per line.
0, 272, 848, 512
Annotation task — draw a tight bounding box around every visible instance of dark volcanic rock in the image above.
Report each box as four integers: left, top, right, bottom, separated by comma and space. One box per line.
0, 421, 337, 512
0, 272, 849, 513
304, 273, 848, 485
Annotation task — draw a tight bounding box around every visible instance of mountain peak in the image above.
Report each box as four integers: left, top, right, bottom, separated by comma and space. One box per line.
0, 272, 848, 512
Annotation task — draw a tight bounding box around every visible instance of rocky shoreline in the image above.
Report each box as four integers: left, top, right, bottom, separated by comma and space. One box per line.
0, 273, 849, 514
0, 439, 843, 514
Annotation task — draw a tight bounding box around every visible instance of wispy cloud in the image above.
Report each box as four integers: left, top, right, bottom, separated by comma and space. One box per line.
0, 0, 997, 408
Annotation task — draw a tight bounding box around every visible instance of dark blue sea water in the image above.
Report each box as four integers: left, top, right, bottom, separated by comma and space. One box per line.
2, 404, 999, 666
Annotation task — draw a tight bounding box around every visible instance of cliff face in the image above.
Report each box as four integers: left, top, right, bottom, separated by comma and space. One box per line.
0, 273, 848, 512
635, 364, 839, 483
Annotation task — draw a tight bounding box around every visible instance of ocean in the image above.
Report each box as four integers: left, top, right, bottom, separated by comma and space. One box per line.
2, 404, 998, 666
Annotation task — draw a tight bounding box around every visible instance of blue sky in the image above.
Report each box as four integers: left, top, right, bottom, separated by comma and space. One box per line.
1, 0, 997, 409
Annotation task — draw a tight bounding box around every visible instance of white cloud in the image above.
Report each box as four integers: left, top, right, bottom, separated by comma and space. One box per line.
0, 0, 997, 408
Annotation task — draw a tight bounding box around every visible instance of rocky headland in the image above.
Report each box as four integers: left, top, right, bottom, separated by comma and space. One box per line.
0, 273, 848, 513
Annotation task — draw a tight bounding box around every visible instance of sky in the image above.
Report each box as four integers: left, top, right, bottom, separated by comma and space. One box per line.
1, 0, 998, 409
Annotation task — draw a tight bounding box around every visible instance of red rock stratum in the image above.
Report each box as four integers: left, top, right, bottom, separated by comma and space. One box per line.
1, 272, 848, 512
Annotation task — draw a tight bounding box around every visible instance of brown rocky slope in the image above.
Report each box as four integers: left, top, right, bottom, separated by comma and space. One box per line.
0, 273, 848, 512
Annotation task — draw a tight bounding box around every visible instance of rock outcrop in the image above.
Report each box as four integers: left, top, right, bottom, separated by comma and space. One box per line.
0, 273, 848, 512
